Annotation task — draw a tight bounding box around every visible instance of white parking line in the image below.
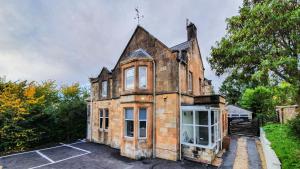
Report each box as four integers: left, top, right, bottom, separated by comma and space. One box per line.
28, 152, 90, 169
63, 144, 91, 153
0, 139, 86, 159
0, 140, 91, 169
0, 145, 65, 159
35, 151, 54, 163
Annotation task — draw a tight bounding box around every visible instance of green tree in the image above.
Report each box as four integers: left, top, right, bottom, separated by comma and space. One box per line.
0, 81, 44, 152
0, 80, 88, 154
240, 86, 275, 122
209, 0, 300, 105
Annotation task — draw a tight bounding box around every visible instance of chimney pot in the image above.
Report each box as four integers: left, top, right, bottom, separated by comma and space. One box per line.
187, 22, 197, 41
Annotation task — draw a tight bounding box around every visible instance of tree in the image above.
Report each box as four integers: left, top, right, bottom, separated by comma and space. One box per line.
209, 0, 300, 105
239, 86, 275, 122
0, 80, 88, 154
0, 81, 44, 152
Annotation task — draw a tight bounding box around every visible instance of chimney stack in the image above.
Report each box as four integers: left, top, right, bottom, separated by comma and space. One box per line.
186, 21, 197, 41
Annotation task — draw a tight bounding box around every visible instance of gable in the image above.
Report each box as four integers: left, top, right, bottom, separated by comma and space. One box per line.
112, 26, 172, 71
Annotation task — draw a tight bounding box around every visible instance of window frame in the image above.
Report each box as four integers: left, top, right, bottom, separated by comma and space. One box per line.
138, 108, 147, 139
124, 67, 135, 90
124, 108, 134, 138
181, 106, 220, 149
101, 81, 107, 97
188, 71, 193, 92
138, 66, 147, 89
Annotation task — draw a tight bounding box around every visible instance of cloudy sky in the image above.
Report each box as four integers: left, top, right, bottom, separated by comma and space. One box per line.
0, 0, 242, 91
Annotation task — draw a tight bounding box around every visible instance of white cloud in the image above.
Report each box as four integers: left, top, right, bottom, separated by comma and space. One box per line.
0, 0, 242, 90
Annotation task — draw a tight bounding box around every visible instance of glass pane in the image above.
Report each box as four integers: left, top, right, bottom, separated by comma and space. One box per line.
182, 125, 194, 143
195, 111, 208, 125
211, 111, 214, 125
139, 67, 147, 88
182, 111, 193, 124
214, 111, 218, 123
102, 81, 107, 96
126, 120, 134, 137
211, 126, 215, 143
105, 109, 109, 117
188, 72, 192, 91
100, 110, 103, 117
125, 68, 135, 89
100, 118, 103, 128
217, 124, 220, 140
195, 126, 208, 145
105, 118, 109, 129
139, 121, 146, 137
125, 108, 134, 120
139, 108, 147, 120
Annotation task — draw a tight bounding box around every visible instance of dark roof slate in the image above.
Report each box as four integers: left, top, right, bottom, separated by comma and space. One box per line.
170, 41, 191, 51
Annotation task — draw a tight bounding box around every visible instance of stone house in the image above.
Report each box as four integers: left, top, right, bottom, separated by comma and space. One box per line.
87, 22, 228, 164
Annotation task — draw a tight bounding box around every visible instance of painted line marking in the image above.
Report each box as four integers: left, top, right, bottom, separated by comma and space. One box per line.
28, 152, 90, 169
0, 139, 86, 159
0, 145, 65, 159
35, 150, 55, 163
63, 144, 91, 153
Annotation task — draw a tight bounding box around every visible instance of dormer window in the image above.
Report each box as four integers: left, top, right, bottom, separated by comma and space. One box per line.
139, 66, 147, 89
125, 67, 135, 90
102, 81, 107, 97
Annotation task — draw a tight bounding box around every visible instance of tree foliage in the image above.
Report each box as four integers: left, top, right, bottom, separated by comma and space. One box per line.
239, 86, 275, 120
210, 0, 299, 84
209, 0, 300, 104
0, 80, 88, 153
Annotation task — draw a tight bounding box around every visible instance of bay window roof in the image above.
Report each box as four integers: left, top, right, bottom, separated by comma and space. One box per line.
128, 48, 152, 58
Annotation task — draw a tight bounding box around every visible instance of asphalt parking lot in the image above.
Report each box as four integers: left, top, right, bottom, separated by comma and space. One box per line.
0, 140, 216, 169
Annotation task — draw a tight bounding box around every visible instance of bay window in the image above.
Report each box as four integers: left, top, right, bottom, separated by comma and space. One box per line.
181, 106, 220, 148
138, 66, 147, 89
138, 108, 147, 138
125, 108, 134, 137
125, 67, 135, 90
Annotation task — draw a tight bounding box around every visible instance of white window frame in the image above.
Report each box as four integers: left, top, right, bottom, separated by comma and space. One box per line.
180, 106, 220, 149
99, 109, 103, 129
188, 71, 193, 92
124, 108, 134, 137
101, 81, 107, 97
125, 67, 135, 90
138, 66, 147, 89
138, 108, 147, 139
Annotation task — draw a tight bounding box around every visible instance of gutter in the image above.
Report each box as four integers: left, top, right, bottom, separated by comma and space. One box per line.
178, 53, 182, 161
152, 60, 156, 158
90, 82, 93, 141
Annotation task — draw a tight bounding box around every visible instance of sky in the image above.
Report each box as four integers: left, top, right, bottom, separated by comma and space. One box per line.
0, 0, 243, 91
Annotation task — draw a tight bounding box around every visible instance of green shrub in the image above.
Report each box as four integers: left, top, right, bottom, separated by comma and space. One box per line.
288, 114, 300, 139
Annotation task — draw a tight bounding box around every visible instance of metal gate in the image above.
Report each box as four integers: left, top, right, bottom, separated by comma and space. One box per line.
228, 117, 259, 136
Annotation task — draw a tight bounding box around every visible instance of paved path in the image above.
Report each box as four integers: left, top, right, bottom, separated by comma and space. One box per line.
220, 136, 262, 169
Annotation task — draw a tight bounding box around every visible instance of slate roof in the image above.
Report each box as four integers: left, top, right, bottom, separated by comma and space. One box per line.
128, 48, 152, 58
170, 41, 191, 51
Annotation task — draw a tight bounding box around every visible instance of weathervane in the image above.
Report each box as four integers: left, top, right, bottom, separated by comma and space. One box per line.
134, 6, 144, 25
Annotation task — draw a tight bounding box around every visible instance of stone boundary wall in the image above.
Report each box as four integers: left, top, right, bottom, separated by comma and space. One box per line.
260, 128, 281, 169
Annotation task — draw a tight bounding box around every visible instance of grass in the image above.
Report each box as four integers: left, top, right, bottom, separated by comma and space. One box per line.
263, 123, 300, 169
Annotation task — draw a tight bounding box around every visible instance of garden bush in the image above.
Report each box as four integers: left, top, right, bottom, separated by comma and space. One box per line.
289, 114, 300, 139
